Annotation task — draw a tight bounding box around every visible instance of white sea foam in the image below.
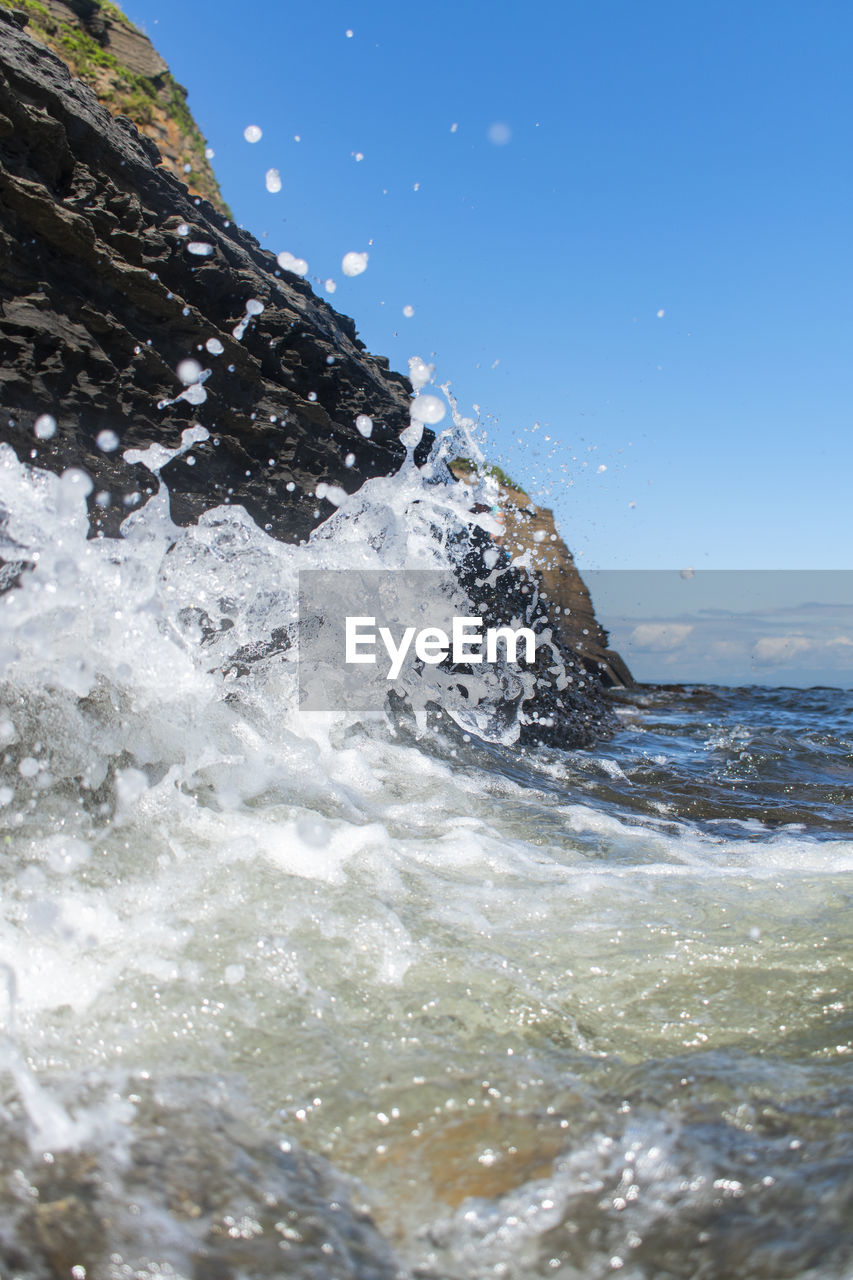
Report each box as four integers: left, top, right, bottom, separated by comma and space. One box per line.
0, 435, 849, 1273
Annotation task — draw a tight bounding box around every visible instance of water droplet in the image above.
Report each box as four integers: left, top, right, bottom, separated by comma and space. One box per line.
206, 337, 224, 355
187, 242, 214, 256
408, 356, 433, 389
315, 482, 347, 507
96, 429, 119, 452
265, 168, 282, 193
402, 304, 415, 318
410, 394, 446, 425
355, 414, 373, 438
177, 359, 202, 385
487, 122, 512, 145
341, 250, 368, 277
34, 413, 56, 440
244, 124, 263, 143
277, 251, 308, 276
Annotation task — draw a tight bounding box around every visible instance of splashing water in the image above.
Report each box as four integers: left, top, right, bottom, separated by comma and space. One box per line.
0, 390, 850, 1275
410, 393, 447, 425
232, 296, 266, 340
409, 355, 435, 389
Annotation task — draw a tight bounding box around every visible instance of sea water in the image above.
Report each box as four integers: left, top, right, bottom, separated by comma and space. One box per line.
0, 438, 850, 1278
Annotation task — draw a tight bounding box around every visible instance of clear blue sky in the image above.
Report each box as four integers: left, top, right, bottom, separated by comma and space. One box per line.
122, 0, 851, 571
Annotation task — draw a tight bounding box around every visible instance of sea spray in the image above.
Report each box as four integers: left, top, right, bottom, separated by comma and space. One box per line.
0, 441, 850, 1275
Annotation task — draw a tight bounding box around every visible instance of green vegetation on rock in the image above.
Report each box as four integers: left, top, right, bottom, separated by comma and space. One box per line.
5, 0, 229, 214
449, 457, 527, 496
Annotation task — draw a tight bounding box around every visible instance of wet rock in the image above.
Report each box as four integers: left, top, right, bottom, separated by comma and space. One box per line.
0, 1076, 406, 1279
495, 482, 631, 688
0, 9, 422, 546
451, 461, 632, 688
421, 1083, 853, 1280
9, 0, 223, 209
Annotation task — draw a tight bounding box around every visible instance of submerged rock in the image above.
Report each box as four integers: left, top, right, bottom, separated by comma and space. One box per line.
0, 1075, 405, 1279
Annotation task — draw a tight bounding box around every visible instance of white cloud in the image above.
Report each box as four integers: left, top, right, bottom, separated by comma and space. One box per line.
752, 635, 815, 664
629, 623, 694, 652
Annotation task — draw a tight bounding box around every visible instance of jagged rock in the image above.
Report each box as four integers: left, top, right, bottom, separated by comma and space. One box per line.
8, 0, 225, 209
495, 482, 632, 688
0, 6, 424, 545
450, 463, 632, 687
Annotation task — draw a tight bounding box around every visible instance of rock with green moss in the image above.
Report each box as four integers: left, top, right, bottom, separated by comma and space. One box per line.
4, 0, 229, 213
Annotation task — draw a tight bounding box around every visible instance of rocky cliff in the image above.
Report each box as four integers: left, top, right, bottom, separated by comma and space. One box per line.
0, 3, 629, 745
7, 0, 226, 211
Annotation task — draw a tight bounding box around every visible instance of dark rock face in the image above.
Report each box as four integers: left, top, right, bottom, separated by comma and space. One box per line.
0, 7, 424, 544
10, 0, 227, 210
0, 8, 626, 744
